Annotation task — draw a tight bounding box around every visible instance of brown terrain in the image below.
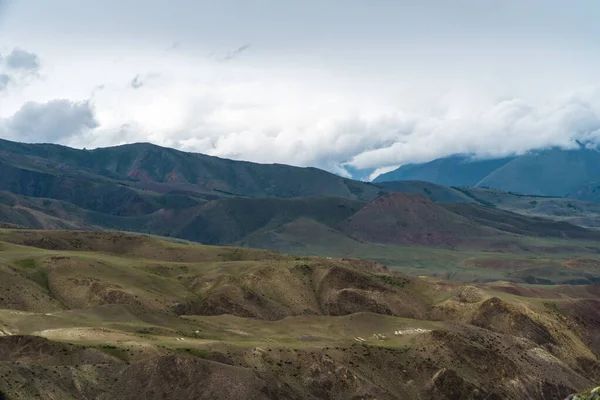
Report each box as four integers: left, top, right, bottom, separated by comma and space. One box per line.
340, 193, 505, 248
0, 230, 598, 399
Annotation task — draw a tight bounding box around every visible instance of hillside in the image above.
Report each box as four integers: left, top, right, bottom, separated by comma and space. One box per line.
369, 181, 600, 229
4, 185, 600, 279
456, 186, 600, 228
0, 138, 385, 204
374, 147, 600, 199
340, 193, 500, 248
374, 154, 515, 186
567, 182, 600, 203
3, 138, 600, 277
172, 196, 364, 245
339, 193, 600, 247
375, 180, 476, 203
1, 230, 600, 399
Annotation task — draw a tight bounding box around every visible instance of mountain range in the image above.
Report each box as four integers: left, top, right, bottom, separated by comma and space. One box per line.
3, 139, 600, 399
3, 138, 600, 285
374, 146, 600, 199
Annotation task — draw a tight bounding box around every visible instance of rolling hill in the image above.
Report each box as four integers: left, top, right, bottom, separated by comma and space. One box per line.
3, 138, 600, 280
0, 230, 599, 399
339, 193, 500, 248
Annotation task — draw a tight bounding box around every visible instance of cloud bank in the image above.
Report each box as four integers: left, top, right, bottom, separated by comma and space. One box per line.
2, 1, 600, 180
2, 100, 98, 143
4, 48, 40, 71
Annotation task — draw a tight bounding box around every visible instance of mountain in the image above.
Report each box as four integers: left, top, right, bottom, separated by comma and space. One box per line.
478, 147, 600, 196
374, 154, 515, 186
3, 139, 600, 267
567, 182, 600, 203
374, 147, 600, 199
1, 230, 600, 399
0, 138, 385, 204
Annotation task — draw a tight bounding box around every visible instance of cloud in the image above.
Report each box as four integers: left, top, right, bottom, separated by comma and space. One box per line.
130, 75, 143, 89
36, 54, 600, 180
4, 0, 600, 180
0, 74, 9, 91
165, 42, 181, 52
129, 73, 160, 89
1, 99, 99, 143
345, 91, 600, 172
219, 44, 250, 62
4, 48, 40, 72
0, 47, 41, 94
5, 53, 600, 181
369, 166, 401, 181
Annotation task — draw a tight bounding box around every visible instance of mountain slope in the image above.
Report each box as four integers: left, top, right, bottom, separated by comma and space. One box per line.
339, 193, 505, 248
0, 138, 385, 202
374, 155, 515, 186
375, 180, 476, 203
477, 147, 600, 196
173, 196, 365, 245
374, 147, 600, 198
339, 193, 600, 250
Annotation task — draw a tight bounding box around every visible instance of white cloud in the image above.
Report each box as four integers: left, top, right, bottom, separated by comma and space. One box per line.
4, 48, 40, 72
369, 166, 401, 182
2, 1, 600, 179
0, 73, 9, 91
2, 99, 98, 143
346, 90, 600, 170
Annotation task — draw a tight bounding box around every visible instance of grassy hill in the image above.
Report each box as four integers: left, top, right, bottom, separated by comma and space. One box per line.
4, 138, 600, 282
3, 185, 600, 279
0, 230, 600, 398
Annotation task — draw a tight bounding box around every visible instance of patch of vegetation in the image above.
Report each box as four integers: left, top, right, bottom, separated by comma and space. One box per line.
13, 258, 36, 269
179, 348, 210, 359
96, 345, 130, 362
543, 301, 560, 313
452, 187, 496, 208
29, 270, 51, 293
374, 274, 409, 288
507, 191, 555, 199
220, 249, 245, 262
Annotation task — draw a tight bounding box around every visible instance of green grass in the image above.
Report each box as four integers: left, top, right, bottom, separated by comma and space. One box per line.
374, 274, 410, 288
13, 258, 37, 269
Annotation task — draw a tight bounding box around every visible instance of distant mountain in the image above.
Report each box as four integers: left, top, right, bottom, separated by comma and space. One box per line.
374, 154, 515, 187
2, 138, 600, 257
567, 182, 600, 203
478, 148, 600, 196
374, 147, 600, 199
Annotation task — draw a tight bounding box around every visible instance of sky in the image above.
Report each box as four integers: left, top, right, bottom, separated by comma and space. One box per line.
1, 1, 600, 180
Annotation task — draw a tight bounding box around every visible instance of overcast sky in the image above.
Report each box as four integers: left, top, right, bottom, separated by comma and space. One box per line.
1, 1, 600, 179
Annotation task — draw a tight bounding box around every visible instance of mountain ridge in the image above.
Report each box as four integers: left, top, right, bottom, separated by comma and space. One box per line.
374, 147, 600, 199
